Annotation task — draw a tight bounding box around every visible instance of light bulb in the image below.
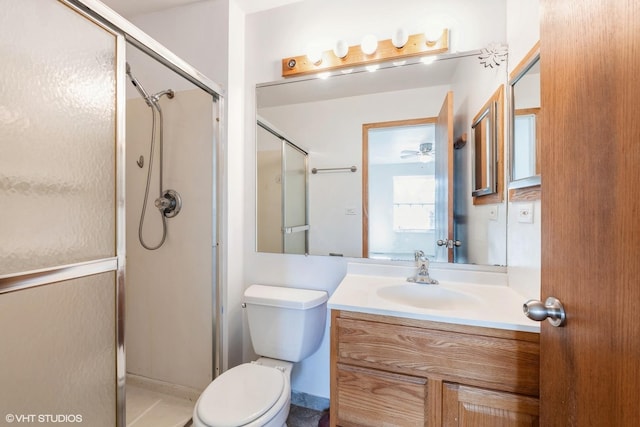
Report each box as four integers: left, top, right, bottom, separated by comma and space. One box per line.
333, 40, 349, 59
391, 28, 409, 48
424, 28, 443, 45
306, 46, 323, 65
361, 34, 378, 55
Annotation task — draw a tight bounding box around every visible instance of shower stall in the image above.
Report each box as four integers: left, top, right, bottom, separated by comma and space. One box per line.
0, 1, 222, 425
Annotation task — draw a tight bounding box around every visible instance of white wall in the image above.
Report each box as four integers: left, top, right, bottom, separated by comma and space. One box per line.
129, 1, 229, 88
245, 0, 509, 401
223, 0, 248, 371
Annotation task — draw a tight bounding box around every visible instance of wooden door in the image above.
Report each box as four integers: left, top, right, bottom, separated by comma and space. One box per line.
540, 0, 640, 425
435, 91, 454, 262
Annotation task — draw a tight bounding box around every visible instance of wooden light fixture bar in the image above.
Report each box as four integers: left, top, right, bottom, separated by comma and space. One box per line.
282, 29, 449, 78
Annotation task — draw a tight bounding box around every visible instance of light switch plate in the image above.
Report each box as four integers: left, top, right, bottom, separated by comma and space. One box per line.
517, 203, 534, 223
488, 206, 498, 221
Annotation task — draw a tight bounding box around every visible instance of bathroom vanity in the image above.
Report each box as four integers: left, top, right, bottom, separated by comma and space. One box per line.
328, 264, 540, 427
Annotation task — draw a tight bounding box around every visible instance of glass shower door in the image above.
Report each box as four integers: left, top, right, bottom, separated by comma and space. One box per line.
0, 1, 121, 425
282, 142, 308, 255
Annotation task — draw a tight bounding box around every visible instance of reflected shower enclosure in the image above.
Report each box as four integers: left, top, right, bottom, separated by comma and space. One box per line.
256, 120, 309, 255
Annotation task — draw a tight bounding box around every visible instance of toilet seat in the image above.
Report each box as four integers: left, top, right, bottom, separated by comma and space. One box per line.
196, 363, 286, 427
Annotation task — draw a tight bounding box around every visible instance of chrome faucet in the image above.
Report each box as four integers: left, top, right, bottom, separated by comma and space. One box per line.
407, 250, 439, 284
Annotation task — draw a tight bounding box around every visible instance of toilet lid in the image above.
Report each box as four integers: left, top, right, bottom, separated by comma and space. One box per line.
197, 363, 285, 427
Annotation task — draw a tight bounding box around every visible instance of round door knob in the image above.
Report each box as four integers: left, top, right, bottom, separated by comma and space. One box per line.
437, 239, 462, 248
523, 297, 567, 327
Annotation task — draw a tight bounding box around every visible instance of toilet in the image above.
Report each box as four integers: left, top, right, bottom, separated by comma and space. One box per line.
192, 284, 328, 427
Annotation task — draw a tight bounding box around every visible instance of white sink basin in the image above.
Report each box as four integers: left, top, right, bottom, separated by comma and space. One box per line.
376, 284, 480, 311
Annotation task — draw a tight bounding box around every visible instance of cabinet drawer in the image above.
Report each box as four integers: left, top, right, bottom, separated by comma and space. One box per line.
335, 317, 539, 396
336, 363, 427, 427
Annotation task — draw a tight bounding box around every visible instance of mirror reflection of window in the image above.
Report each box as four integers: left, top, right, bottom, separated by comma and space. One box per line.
392, 176, 436, 232
513, 112, 537, 180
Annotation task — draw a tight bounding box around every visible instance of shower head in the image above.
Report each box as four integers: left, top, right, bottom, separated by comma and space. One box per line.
152, 89, 175, 101
125, 62, 153, 107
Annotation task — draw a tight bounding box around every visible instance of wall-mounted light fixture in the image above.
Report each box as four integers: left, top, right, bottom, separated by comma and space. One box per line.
282, 29, 449, 78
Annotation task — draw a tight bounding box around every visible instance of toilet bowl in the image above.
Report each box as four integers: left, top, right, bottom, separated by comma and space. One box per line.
192, 358, 292, 427
193, 285, 328, 427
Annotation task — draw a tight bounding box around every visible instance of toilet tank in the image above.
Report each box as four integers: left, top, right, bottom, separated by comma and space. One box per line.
243, 285, 328, 362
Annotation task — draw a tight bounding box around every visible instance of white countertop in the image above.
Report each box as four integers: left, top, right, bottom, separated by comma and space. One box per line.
327, 264, 540, 333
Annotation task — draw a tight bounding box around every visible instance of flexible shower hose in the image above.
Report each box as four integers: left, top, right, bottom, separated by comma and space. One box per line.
138, 101, 167, 250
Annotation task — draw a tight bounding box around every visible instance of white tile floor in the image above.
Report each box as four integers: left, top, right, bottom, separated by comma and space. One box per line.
125, 382, 325, 427
126, 384, 195, 427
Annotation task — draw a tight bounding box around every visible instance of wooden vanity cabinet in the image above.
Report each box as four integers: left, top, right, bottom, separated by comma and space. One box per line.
330, 310, 540, 427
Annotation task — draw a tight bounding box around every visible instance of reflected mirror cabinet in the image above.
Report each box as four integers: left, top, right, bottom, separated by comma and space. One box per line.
471, 86, 505, 205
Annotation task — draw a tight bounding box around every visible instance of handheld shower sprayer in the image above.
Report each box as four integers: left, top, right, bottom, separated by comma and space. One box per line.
126, 62, 153, 107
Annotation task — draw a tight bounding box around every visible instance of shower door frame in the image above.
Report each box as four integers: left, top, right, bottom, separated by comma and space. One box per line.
257, 119, 310, 255
281, 140, 310, 255
18, 1, 223, 426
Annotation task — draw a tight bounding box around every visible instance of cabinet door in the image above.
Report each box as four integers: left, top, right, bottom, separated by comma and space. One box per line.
335, 363, 428, 427
442, 383, 539, 427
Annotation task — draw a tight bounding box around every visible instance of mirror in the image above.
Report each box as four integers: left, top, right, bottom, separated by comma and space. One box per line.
256, 51, 508, 265
509, 41, 541, 190
471, 86, 504, 201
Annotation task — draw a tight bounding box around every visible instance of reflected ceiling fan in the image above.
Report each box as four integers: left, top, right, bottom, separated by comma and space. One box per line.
400, 142, 434, 161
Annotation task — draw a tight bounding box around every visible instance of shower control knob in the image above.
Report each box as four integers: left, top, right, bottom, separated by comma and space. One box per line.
155, 189, 182, 218
155, 197, 172, 210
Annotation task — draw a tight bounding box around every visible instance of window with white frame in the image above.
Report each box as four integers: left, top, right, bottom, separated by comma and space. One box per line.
392, 175, 435, 232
